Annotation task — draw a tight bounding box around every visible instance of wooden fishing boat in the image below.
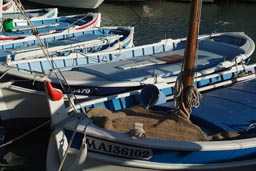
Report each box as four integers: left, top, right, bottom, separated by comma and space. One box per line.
44, 1, 256, 170
0, 13, 101, 41
0, 25, 135, 61
0, 25, 136, 57
47, 32, 254, 96
2, 31, 254, 97
45, 65, 256, 171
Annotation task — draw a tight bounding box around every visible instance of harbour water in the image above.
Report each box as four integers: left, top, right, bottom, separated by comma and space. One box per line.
1, 0, 256, 170
65, 0, 256, 61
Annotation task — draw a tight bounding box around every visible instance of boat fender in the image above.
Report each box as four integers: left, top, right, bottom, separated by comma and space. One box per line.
3, 18, 14, 32
68, 136, 88, 171
44, 81, 63, 101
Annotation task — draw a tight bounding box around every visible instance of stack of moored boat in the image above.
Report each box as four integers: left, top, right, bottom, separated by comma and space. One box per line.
1, 0, 256, 171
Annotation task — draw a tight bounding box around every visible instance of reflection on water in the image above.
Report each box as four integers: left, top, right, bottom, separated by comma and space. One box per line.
1, 0, 256, 170
97, 1, 191, 45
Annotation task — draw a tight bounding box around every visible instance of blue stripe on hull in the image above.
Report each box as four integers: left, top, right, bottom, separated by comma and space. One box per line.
63, 129, 256, 164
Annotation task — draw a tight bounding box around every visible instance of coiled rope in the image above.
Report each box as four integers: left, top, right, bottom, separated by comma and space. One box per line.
173, 72, 202, 117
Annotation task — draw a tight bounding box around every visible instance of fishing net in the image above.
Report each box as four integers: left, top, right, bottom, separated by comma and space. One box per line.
87, 106, 209, 141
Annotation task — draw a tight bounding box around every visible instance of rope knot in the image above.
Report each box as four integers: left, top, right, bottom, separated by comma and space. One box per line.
187, 85, 202, 108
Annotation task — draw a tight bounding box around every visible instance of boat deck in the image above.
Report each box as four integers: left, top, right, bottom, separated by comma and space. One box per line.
158, 77, 256, 135
52, 47, 231, 84
192, 77, 256, 133
51, 35, 249, 84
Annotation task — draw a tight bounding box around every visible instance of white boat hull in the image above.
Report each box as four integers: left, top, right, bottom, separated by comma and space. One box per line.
46, 110, 256, 171
0, 84, 50, 131
48, 153, 256, 171
26, 0, 104, 9
45, 74, 256, 171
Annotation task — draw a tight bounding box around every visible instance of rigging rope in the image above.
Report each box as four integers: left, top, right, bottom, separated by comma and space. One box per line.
12, 0, 85, 113
173, 72, 202, 116
173, 73, 183, 108
0, 68, 12, 79
57, 116, 90, 171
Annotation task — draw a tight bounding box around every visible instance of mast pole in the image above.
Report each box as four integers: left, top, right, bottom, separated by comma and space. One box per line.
178, 0, 202, 118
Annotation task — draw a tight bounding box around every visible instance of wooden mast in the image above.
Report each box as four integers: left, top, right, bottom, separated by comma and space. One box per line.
178, 0, 202, 119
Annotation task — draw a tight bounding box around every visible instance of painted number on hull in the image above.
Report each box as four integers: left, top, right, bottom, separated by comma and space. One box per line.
87, 137, 153, 160
72, 89, 91, 94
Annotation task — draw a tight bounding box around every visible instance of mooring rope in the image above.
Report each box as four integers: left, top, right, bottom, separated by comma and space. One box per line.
12, 0, 86, 114
173, 73, 184, 108
0, 120, 51, 149
0, 69, 12, 79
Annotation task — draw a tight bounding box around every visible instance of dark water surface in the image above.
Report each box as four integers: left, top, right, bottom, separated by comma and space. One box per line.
62, 0, 256, 60
1, 0, 256, 170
